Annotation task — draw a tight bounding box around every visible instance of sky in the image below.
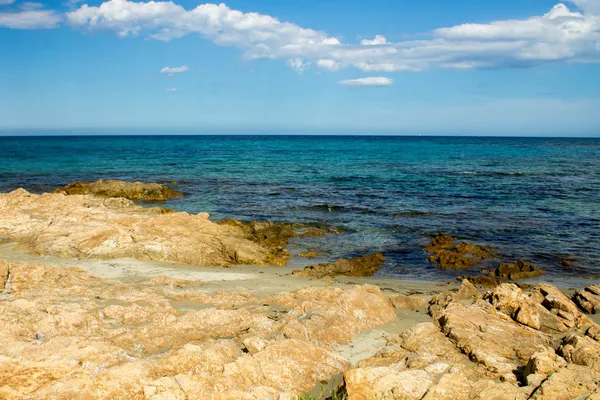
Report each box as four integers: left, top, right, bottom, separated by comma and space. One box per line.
1, 0, 600, 135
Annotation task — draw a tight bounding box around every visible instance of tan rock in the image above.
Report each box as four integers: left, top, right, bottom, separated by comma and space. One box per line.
530, 364, 600, 400
345, 368, 433, 400
0, 189, 296, 266
438, 302, 550, 378
559, 334, 600, 371
243, 337, 266, 354
389, 294, 429, 310
574, 285, 600, 314
0, 259, 400, 400
524, 347, 567, 377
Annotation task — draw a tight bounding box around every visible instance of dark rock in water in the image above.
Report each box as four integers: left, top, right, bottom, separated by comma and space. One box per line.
573, 285, 600, 314
426, 232, 495, 270
484, 260, 544, 280
292, 253, 385, 278
216, 219, 297, 266
298, 250, 321, 259
309, 204, 345, 212
55, 180, 183, 201
215, 220, 337, 266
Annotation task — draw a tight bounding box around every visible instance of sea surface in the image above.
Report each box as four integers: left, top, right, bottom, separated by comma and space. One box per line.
1, 135, 599, 283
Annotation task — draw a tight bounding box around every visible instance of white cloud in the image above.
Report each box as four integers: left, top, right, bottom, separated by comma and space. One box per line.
66, 0, 600, 73
339, 77, 393, 87
0, 9, 61, 29
361, 35, 387, 46
0, 0, 15, 5
317, 59, 341, 71
160, 65, 189, 74
287, 58, 310, 74
165, 87, 177, 92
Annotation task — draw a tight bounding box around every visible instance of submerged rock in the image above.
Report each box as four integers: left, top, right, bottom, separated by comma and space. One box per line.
426, 232, 495, 270
291, 253, 386, 278
55, 179, 183, 201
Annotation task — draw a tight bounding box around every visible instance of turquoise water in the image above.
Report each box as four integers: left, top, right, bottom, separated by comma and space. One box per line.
1, 135, 599, 282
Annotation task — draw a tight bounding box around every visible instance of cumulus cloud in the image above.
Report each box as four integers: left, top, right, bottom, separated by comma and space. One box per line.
339, 77, 393, 87
361, 35, 388, 45
0, 9, 61, 29
66, 0, 600, 72
160, 65, 189, 74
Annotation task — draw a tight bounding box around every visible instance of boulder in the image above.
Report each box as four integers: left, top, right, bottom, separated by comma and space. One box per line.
574, 285, 600, 314
54, 179, 183, 201
292, 253, 385, 278
389, 294, 429, 311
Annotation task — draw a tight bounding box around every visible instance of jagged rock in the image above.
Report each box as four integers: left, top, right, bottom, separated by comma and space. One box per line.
345, 368, 433, 400
54, 179, 183, 201
0, 189, 298, 266
485, 283, 542, 330
530, 364, 600, 400
457, 274, 501, 287
524, 347, 567, 377
347, 279, 600, 400
574, 285, 600, 314
438, 302, 550, 379
559, 334, 600, 371
389, 294, 429, 311
484, 260, 544, 280
0, 259, 397, 399
456, 279, 480, 299
426, 233, 494, 270
291, 253, 385, 278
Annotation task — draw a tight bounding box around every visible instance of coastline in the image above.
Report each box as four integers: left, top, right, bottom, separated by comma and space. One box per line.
1, 187, 599, 398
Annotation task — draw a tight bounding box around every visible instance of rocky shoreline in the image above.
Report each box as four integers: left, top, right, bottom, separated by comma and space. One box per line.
0, 185, 599, 399
0, 257, 599, 399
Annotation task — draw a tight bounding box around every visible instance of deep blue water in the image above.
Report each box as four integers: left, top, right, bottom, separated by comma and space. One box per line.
1, 135, 599, 281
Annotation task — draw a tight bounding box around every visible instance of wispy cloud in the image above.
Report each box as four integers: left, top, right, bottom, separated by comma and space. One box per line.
165, 87, 177, 92
0, 9, 61, 29
160, 65, 189, 75
20, 2, 45, 10
339, 77, 393, 87
0, 0, 15, 5
287, 58, 311, 74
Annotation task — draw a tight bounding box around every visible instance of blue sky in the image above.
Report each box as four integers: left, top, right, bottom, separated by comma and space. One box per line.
1, 0, 600, 135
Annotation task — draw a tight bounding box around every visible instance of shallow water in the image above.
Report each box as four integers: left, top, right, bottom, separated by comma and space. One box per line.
1, 135, 599, 282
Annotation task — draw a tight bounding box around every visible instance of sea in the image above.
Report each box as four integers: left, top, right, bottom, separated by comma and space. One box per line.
1, 135, 599, 284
